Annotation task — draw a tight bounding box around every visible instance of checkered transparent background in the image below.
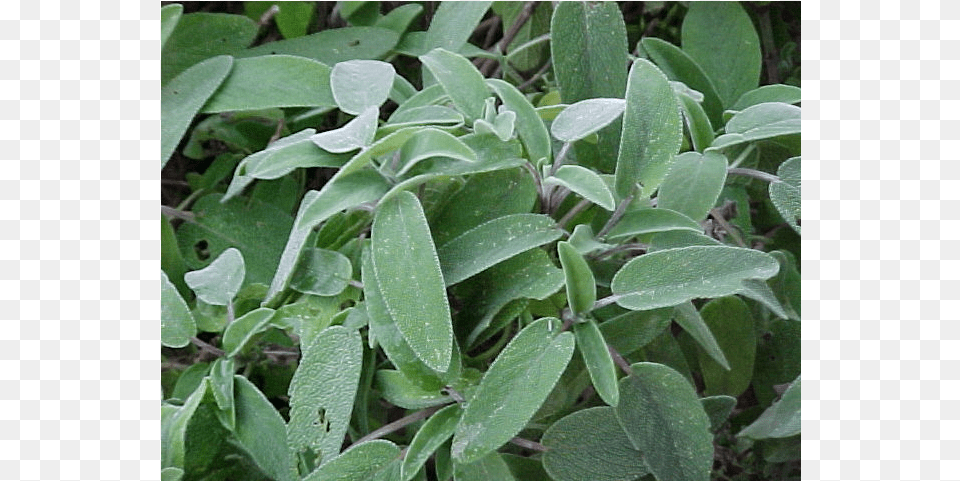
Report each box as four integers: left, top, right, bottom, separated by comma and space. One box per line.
3, 0, 954, 479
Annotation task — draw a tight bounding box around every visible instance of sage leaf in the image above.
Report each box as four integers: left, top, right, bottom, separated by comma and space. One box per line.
375, 3, 424, 35
419, 48, 490, 123
711, 103, 800, 149
697, 297, 756, 397
239, 27, 400, 66
289, 248, 353, 297
641, 37, 723, 127
599, 308, 673, 355
160, 467, 183, 481
732, 84, 802, 111
371, 191, 454, 372
678, 92, 716, 152
330, 60, 396, 115
382, 105, 464, 132
202, 55, 336, 113
659, 151, 728, 222
701, 395, 738, 432
221, 307, 275, 357
303, 439, 401, 481
208, 358, 235, 430
673, 301, 730, 371
681, 2, 761, 108
738, 377, 801, 440
487, 79, 552, 164
161, 13, 254, 84
234, 375, 299, 481
615, 58, 683, 198
437, 214, 562, 286
769, 156, 801, 234
557, 241, 596, 316
430, 168, 537, 246
616, 362, 713, 481
164, 379, 207, 468
287, 326, 363, 465
161, 271, 196, 348
573, 320, 619, 406
401, 404, 462, 480
311, 106, 380, 153
161, 55, 233, 168
542, 406, 647, 481
544, 165, 615, 211
610, 246, 780, 311
550, 98, 625, 143
160, 4, 182, 49
424, 1, 492, 52
454, 452, 516, 481
451, 317, 574, 463
374, 370, 452, 410
395, 128, 477, 177
184, 247, 245, 306
604, 207, 701, 242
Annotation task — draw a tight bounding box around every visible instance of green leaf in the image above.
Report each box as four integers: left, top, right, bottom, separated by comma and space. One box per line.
678, 92, 716, 152
451, 317, 574, 463
288, 326, 363, 465
711, 103, 801, 149
273, 1, 315, 38
160, 467, 183, 481
330, 60, 396, 115
419, 48, 490, 123
302, 440, 401, 481
550, 99, 625, 143
382, 105, 464, 132
647, 230, 722, 251
161, 271, 196, 348
161, 55, 233, 168
732, 84, 802, 111
641, 37, 724, 128
770, 156, 801, 234
615, 58, 683, 198
604, 207, 701, 242
430, 168, 537, 246
239, 27, 400, 65
673, 301, 730, 371
234, 375, 299, 481
659, 151, 728, 222
565, 224, 611, 256
544, 165, 616, 211
610, 246, 780, 311
542, 406, 647, 481
424, 1, 492, 52
374, 370, 452, 410
557, 241, 596, 316
160, 4, 182, 49
738, 377, 801, 440
289, 248, 353, 297
312, 106, 380, 153
162, 216, 190, 298
437, 214, 562, 286
221, 307, 275, 357
473, 110, 515, 142
183, 247, 245, 306
375, 3, 423, 34
700, 395, 738, 432
164, 379, 208, 468
201, 55, 335, 113
208, 358, 236, 430
486, 79, 552, 165
339, 1, 380, 26
598, 308, 673, 355
696, 297, 756, 397
681, 2, 761, 108
454, 452, 516, 481
573, 320, 618, 406
402, 404, 463, 480
161, 13, 255, 85
394, 128, 477, 177
616, 362, 713, 481
766, 250, 801, 320
176, 193, 293, 287
372, 191, 454, 372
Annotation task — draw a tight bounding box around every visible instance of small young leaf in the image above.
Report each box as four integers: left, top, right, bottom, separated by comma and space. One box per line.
287, 326, 363, 465
658, 151, 728, 222
161, 55, 233, 168
401, 404, 463, 480
711, 103, 801, 149
436, 214, 562, 286
234, 375, 299, 481
239, 27, 400, 66
487, 79, 552, 165
302, 440, 401, 481
375, 3, 423, 35
221, 307, 275, 357
682, 1, 761, 108
451, 317, 574, 464
732, 84, 802, 111
573, 320, 618, 406
603, 207, 702, 241
770, 156, 801, 234
641, 37, 723, 128
542, 406, 647, 481
374, 370, 452, 410
738, 377, 801, 440
453, 452, 516, 481
330, 60, 396, 115
673, 301, 730, 371
208, 358, 236, 430
311, 106, 380, 153
289, 248, 353, 297
161, 271, 196, 348
615, 362, 713, 481
473, 110, 516, 142
184, 248, 245, 306
544, 165, 616, 211
160, 4, 183, 49
372, 191, 453, 372
610, 246, 780, 311
550, 99, 625, 143
383, 105, 464, 132
696, 297, 756, 397
700, 395, 738, 432
615, 59, 683, 198
557, 241, 596, 316
678, 92, 716, 152
423, 1, 492, 52
202, 55, 336, 113
419, 48, 490, 123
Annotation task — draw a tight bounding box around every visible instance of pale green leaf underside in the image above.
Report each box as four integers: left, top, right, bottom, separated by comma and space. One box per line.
382, 105, 464, 132
732, 84, 802, 111
201, 55, 335, 113
184, 247, 245, 306
542, 406, 647, 481
161, 55, 233, 168
551, 98, 625, 143
302, 439, 401, 481
395, 128, 477, 177
311, 106, 380, 153
711, 102, 801, 149
544, 165, 616, 211
330, 60, 396, 115
161, 271, 196, 348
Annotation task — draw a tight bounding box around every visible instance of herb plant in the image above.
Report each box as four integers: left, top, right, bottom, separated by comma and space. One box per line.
161, 2, 801, 480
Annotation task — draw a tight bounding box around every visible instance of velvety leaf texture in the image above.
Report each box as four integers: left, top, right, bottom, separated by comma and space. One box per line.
770, 156, 801, 234
233, 375, 298, 481
697, 297, 757, 397
201, 55, 336, 113
161, 55, 233, 168
161, 271, 196, 348
330, 60, 396, 115
658, 151, 729, 222
420, 48, 490, 123
542, 406, 647, 481
401, 404, 462, 480
302, 440, 401, 481
184, 247, 245, 306
739, 377, 801, 440
573, 320, 619, 407
239, 27, 400, 66
682, 1, 761, 108
558, 241, 597, 316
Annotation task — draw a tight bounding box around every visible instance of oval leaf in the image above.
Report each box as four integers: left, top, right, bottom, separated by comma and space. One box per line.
732, 84, 802, 111
615, 59, 683, 198
573, 320, 619, 406
375, 370, 452, 410
711, 103, 800, 149
678, 92, 716, 152
401, 404, 463, 480
451, 317, 575, 464
551, 98, 626, 143
604, 207, 702, 242
395, 128, 477, 177
424, 1, 492, 52
303, 439, 400, 481
331, 60, 396, 115
161, 271, 196, 348
454, 452, 516, 481
161, 55, 233, 168
383, 105, 464, 132
673, 301, 730, 371
290, 248, 353, 297
641, 37, 723, 128
419, 48, 490, 123
616, 362, 713, 481
557, 241, 596, 316
769, 156, 800, 234
221, 307, 275, 357
436, 214, 562, 286
372, 191, 453, 372
160, 4, 182, 48
239, 27, 400, 66
659, 151, 728, 222
234, 376, 299, 481
610, 245, 780, 311
542, 406, 647, 481
311, 106, 380, 153
184, 247, 245, 306
697, 297, 756, 397
544, 165, 616, 211
287, 326, 363, 464
161, 13, 254, 84
681, 2, 761, 108
202, 55, 335, 113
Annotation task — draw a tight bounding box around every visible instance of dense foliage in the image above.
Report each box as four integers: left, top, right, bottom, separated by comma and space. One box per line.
161, 2, 801, 480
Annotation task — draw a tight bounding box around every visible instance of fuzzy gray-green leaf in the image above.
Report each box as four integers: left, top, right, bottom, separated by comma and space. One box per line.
738, 377, 801, 440
402, 404, 462, 480
770, 156, 801, 234
551, 98, 625, 143
641, 37, 723, 128
681, 2, 761, 108
289, 248, 353, 297
161, 55, 233, 168
573, 319, 619, 406
161, 271, 196, 348
234, 375, 299, 481
419, 48, 490, 123
557, 241, 596, 316
311, 106, 380, 153
673, 301, 729, 371
697, 297, 756, 397
486, 79, 552, 164
184, 247, 245, 306
303, 440, 401, 481
542, 406, 647, 481
545, 165, 616, 211
330, 60, 396, 115
202, 55, 336, 113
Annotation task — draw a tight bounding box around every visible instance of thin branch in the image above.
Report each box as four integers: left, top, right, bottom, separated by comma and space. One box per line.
161, 205, 195, 223
709, 208, 748, 248
257, 4, 280, 27
351, 405, 446, 446
517, 59, 552, 91
596, 194, 634, 238
348, 279, 364, 290
522, 162, 546, 213
591, 294, 623, 311
558, 198, 592, 229
510, 437, 549, 452
727, 167, 781, 184
480, 1, 539, 76
755, 4, 781, 84
589, 243, 648, 261
190, 337, 225, 357
607, 344, 633, 375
